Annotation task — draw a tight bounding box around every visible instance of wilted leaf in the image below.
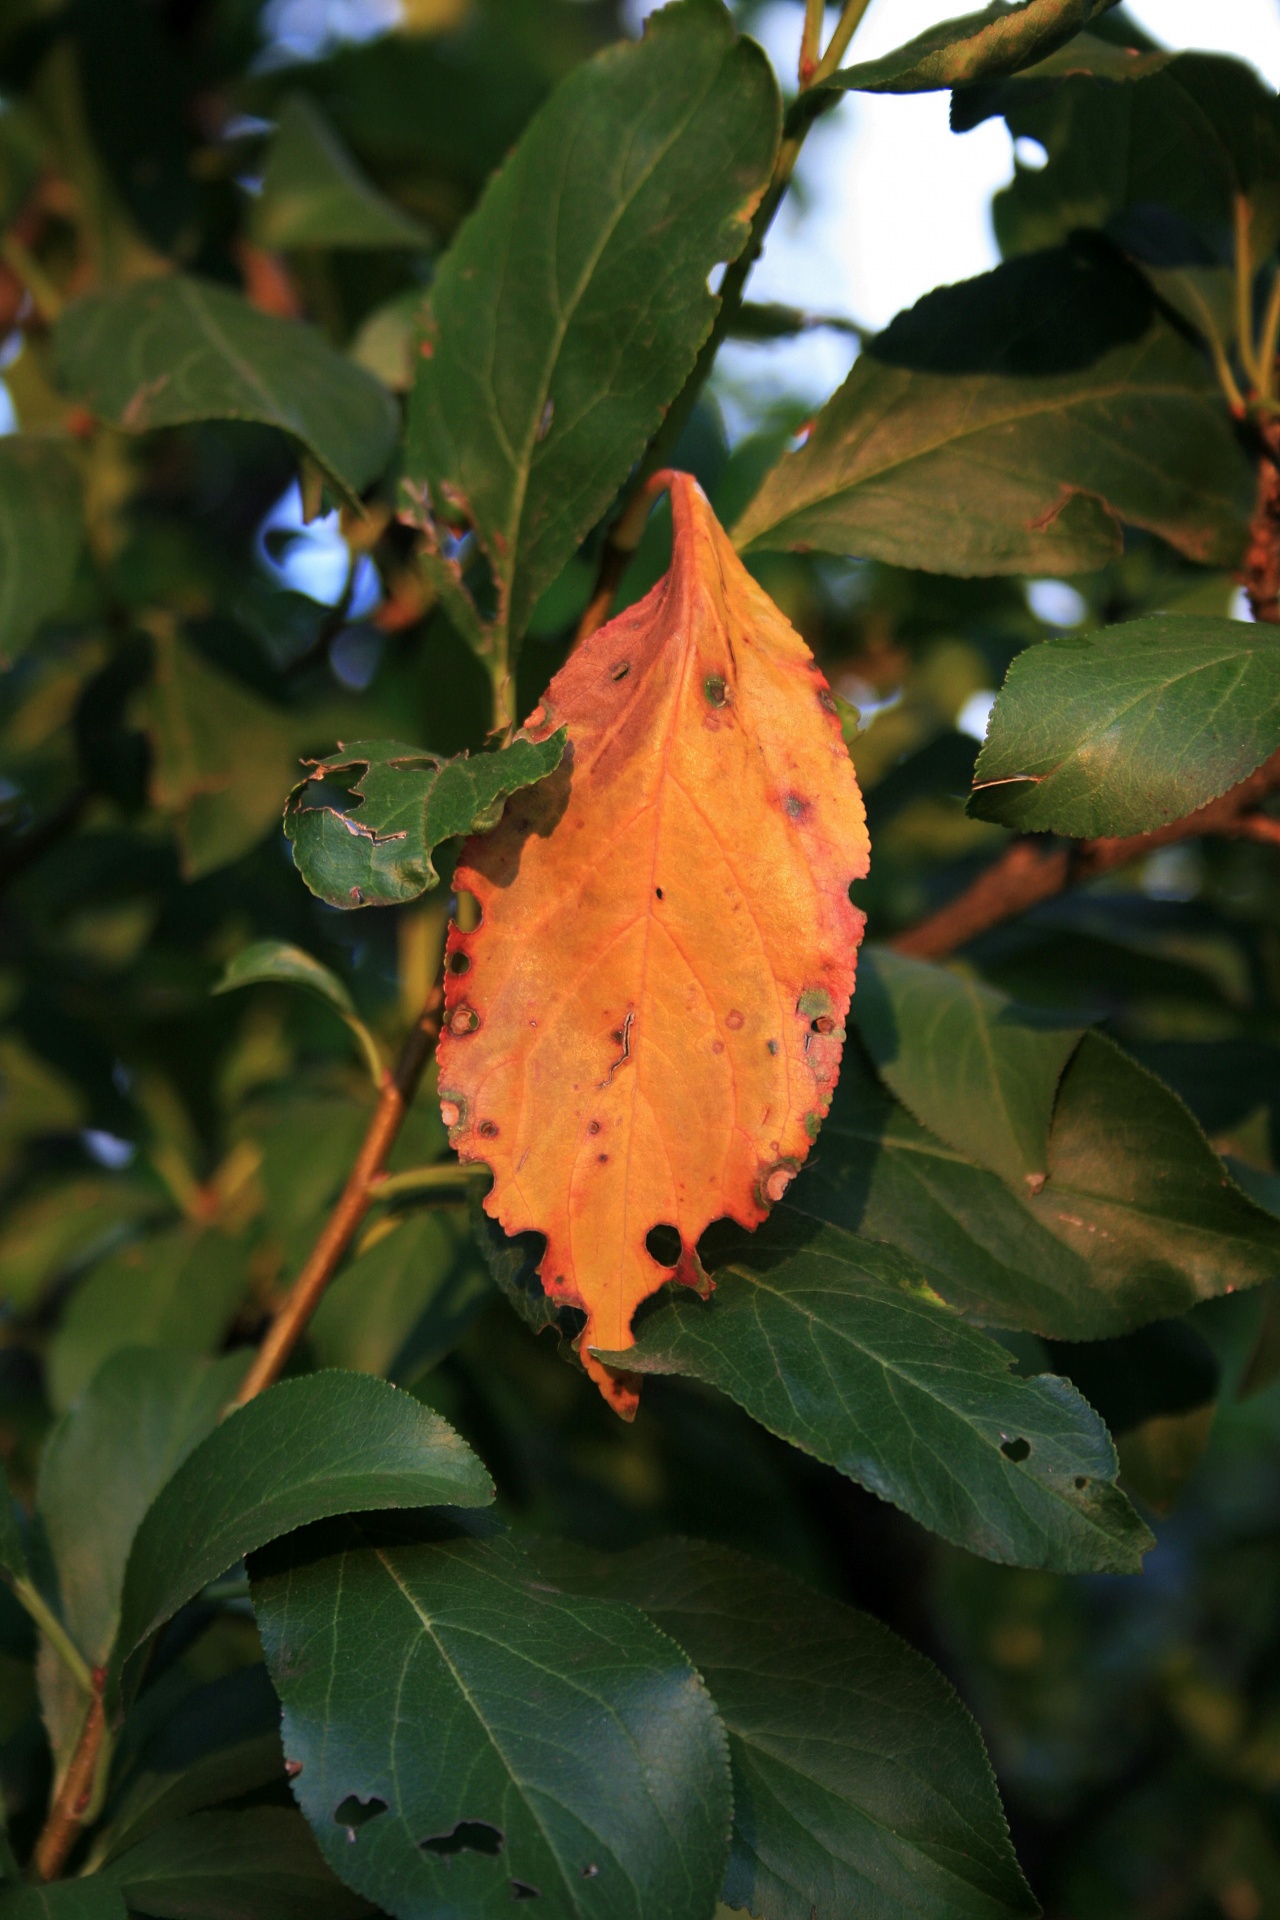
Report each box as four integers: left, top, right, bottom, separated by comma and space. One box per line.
540, 1538, 1039, 1920
734, 243, 1252, 575
48, 1226, 250, 1414
55, 277, 397, 498
284, 731, 567, 909
816, 0, 1119, 98
0, 437, 83, 664
252, 93, 429, 250
970, 615, 1280, 836
113, 1371, 494, 1693
607, 1220, 1151, 1572
439, 473, 869, 1412
139, 623, 307, 880
252, 1522, 732, 1920
856, 947, 1083, 1186
406, 0, 779, 646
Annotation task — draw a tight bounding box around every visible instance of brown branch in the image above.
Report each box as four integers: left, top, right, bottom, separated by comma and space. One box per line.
232, 983, 444, 1404
1239, 416, 1280, 623
31, 1681, 104, 1882
891, 749, 1280, 960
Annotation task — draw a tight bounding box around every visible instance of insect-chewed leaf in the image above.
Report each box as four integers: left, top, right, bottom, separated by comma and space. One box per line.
284, 732, 567, 909
437, 471, 869, 1415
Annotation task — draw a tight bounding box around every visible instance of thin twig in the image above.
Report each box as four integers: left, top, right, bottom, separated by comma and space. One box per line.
31, 1683, 105, 1883
890, 750, 1280, 960
232, 984, 444, 1404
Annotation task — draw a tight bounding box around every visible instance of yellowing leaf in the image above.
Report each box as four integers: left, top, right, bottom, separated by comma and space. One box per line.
437, 472, 870, 1413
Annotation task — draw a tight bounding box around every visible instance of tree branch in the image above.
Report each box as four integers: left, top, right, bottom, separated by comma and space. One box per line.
890, 749, 1280, 960
1239, 416, 1280, 623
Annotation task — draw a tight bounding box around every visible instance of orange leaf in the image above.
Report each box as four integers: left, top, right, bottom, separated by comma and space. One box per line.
437, 471, 870, 1415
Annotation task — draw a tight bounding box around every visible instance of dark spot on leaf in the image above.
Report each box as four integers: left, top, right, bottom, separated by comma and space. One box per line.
449, 1005, 480, 1036
646, 1224, 682, 1267
784, 792, 811, 822
725, 1010, 744, 1030
1001, 1437, 1032, 1463
334, 1795, 387, 1837
704, 674, 727, 706
421, 1820, 504, 1858
655, 887, 663, 900
479, 1120, 499, 1138
587, 1120, 601, 1136
511, 1882, 540, 1901
810, 1015, 835, 1035
610, 659, 630, 681
581, 1865, 600, 1880
767, 1039, 779, 1055
597, 1152, 608, 1163
711, 1040, 724, 1055
818, 689, 837, 714
1074, 1475, 1089, 1489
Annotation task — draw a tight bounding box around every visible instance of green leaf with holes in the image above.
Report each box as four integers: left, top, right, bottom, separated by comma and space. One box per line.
537, 1538, 1038, 1920
813, 0, 1119, 99
405, 0, 779, 647
251, 93, 429, 250
969, 615, 1280, 836
284, 730, 566, 908
55, 277, 397, 498
604, 1219, 1151, 1572
252, 1520, 732, 1920
113, 1371, 493, 1696
734, 243, 1252, 575
0, 437, 83, 664
855, 947, 1084, 1186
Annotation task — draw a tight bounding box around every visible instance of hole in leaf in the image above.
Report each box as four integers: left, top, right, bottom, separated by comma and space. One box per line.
581, 1864, 600, 1879
1075, 1475, 1089, 1489
334, 1795, 388, 1836
421, 1820, 504, 1858
448, 951, 471, 975
511, 1881, 541, 1900
645, 1224, 682, 1267
1001, 1437, 1031, 1463
704, 674, 727, 706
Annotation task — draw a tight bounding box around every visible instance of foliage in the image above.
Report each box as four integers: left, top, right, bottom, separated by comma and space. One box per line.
0, 2, 1277, 1918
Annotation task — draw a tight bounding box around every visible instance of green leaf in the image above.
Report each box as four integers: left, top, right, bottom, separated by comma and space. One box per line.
816, 0, 1119, 98
251, 93, 429, 250
0, 1034, 85, 1151
48, 1227, 250, 1415
0, 1178, 164, 1314
284, 730, 567, 909
113, 1371, 494, 1690
350, 289, 425, 393
734, 242, 1251, 575
0, 1457, 26, 1584
405, 0, 779, 647
971, 51, 1280, 260
606, 1221, 1152, 1572
542, 1538, 1038, 1920
37, 1349, 248, 1671
970, 615, 1280, 836
0, 437, 83, 665
856, 947, 1084, 1185
252, 1520, 732, 1920
103, 1809, 372, 1920
139, 624, 308, 880
0, 1885, 127, 1919
310, 1211, 490, 1381
1024, 1033, 1280, 1323
54, 277, 397, 499
214, 941, 383, 1086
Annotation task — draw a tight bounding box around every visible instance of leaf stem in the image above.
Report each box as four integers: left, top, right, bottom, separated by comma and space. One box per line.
8, 1578, 93, 1696
1235, 196, 1262, 391
368, 1161, 489, 1201
0, 235, 62, 323
811, 0, 876, 85
30, 1676, 108, 1882
1256, 268, 1280, 404
799, 0, 825, 84
230, 984, 445, 1404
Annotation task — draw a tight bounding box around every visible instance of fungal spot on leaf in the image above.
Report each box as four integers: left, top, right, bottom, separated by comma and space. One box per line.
1074, 1475, 1089, 1489
479, 1120, 499, 1138
421, 1820, 504, 1859
646, 1223, 682, 1267
334, 1795, 387, 1838
587, 1120, 601, 1136
610, 659, 630, 681
767, 1039, 779, 1055
762, 1165, 794, 1204
536, 398, 554, 441
704, 673, 727, 706
784, 793, 810, 822
449, 1005, 480, 1036
655, 887, 663, 900
810, 1014, 835, 1035
725, 1009, 745, 1031
1001, 1437, 1032, 1463
511, 1881, 541, 1900
818, 689, 838, 714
